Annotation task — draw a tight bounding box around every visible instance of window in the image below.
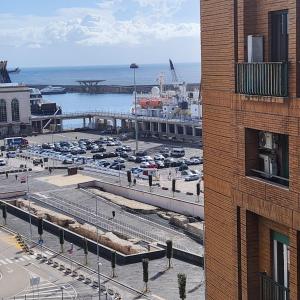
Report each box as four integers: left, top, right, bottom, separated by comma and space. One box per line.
245, 129, 289, 187
272, 231, 289, 289
0, 99, 7, 122
11, 98, 20, 122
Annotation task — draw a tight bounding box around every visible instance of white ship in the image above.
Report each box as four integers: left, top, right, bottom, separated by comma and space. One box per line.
131, 59, 201, 121
41, 85, 66, 95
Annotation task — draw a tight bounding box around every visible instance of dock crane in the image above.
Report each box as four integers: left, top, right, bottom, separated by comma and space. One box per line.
169, 59, 181, 86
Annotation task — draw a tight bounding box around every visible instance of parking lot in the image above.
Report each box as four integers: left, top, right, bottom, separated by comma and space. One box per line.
1, 132, 203, 193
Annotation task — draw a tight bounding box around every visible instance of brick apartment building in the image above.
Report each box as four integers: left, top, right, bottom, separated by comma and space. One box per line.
201, 1, 300, 299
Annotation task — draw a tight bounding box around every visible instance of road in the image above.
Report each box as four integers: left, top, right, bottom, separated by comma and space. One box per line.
0, 227, 141, 299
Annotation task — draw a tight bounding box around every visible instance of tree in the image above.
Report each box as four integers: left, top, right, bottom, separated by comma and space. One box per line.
166, 240, 173, 269
83, 238, 88, 265
59, 228, 64, 253
37, 218, 43, 240
177, 273, 187, 300
142, 258, 149, 292
1, 203, 7, 225
111, 251, 116, 277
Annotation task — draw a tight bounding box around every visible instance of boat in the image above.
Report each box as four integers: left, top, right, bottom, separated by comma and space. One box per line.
40, 86, 66, 95
131, 60, 201, 120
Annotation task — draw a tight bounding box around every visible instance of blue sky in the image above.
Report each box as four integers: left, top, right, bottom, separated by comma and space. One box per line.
0, 0, 200, 67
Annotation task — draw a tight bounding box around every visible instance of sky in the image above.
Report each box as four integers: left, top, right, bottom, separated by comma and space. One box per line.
0, 0, 200, 68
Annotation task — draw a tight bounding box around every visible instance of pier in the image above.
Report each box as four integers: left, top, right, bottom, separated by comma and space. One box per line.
31, 111, 202, 142
29, 83, 200, 94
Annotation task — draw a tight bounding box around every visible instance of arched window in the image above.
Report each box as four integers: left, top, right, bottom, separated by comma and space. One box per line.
11, 99, 20, 122
0, 99, 7, 122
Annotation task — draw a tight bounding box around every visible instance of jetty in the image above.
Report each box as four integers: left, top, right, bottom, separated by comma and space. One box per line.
31, 111, 202, 142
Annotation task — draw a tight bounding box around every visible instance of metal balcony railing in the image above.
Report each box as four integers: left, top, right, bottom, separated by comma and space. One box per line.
259, 272, 289, 300
236, 62, 288, 97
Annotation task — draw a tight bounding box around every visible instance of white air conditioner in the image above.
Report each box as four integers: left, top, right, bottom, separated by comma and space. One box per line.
259, 154, 278, 177
259, 131, 275, 150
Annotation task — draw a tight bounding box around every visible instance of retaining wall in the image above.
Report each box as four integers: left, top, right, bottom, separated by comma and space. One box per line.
78, 180, 204, 219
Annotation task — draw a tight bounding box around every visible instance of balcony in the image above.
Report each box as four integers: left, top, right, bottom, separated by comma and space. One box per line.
259, 272, 289, 300
236, 62, 288, 97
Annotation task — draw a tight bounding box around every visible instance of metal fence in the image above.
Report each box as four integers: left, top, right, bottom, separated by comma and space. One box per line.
259, 272, 289, 300
236, 62, 288, 97
30, 193, 189, 252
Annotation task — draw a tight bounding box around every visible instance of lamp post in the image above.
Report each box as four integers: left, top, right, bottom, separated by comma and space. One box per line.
26, 166, 32, 239
98, 262, 102, 300
60, 286, 64, 300
130, 63, 139, 153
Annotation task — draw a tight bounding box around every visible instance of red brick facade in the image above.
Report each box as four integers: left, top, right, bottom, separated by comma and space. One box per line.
202, 0, 300, 299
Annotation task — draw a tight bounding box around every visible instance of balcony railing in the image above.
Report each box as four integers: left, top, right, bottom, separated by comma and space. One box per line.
259, 272, 289, 300
236, 62, 288, 97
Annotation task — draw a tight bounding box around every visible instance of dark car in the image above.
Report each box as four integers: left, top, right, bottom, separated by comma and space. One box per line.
135, 156, 146, 163
136, 150, 147, 157
110, 164, 126, 170
178, 164, 189, 171
120, 152, 129, 158
93, 154, 105, 160
107, 152, 118, 158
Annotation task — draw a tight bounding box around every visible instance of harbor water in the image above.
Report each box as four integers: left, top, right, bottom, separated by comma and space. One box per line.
46, 93, 132, 129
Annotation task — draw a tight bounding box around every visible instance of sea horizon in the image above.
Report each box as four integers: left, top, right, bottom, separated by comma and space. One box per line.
10, 62, 201, 86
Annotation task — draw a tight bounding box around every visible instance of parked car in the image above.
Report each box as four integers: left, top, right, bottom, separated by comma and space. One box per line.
184, 174, 200, 181
110, 164, 125, 170
155, 160, 165, 169
154, 154, 165, 161
93, 154, 105, 160
63, 159, 73, 165
114, 158, 125, 164
177, 164, 189, 171
0, 159, 6, 166
6, 151, 16, 158
140, 162, 150, 168
171, 148, 185, 158
120, 152, 129, 158
135, 156, 146, 163
128, 155, 136, 162
136, 150, 147, 157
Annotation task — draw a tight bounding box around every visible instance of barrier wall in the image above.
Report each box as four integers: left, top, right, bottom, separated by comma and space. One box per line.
78, 180, 204, 219
4, 202, 165, 265
0, 191, 26, 199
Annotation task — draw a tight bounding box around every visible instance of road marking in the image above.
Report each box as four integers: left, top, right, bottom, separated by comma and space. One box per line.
0, 259, 7, 264
5, 258, 13, 263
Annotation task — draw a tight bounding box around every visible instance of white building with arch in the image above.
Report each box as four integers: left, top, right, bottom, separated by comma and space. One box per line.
0, 83, 32, 138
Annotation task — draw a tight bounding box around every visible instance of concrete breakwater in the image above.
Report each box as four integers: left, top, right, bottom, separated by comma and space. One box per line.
29, 83, 200, 94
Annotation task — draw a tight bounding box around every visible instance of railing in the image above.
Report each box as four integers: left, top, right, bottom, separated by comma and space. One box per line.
250, 169, 289, 187
259, 272, 289, 300
236, 62, 288, 97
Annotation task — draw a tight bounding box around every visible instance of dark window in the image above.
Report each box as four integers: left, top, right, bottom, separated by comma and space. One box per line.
11, 99, 20, 122
0, 99, 7, 122
270, 10, 288, 62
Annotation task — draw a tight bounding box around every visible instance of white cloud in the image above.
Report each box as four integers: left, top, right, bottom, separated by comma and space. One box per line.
0, 0, 199, 48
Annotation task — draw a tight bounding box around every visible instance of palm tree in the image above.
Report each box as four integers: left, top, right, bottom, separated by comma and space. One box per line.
142, 258, 149, 292
178, 273, 187, 300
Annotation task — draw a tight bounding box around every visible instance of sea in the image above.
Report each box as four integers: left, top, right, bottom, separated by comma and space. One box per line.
10, 62, 200, 128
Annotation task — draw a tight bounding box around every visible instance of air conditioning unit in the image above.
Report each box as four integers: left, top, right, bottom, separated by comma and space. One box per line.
259, 154, 277, 177
259, 131, 275, 150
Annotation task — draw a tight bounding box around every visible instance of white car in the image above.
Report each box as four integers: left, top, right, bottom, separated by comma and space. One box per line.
0, 159, 6, 166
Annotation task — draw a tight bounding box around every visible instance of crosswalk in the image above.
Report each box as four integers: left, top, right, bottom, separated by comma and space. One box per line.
0, 250, 54, 266
11, 281, 76, 299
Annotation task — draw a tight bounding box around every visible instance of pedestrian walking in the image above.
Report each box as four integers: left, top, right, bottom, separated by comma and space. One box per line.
49, 167, 52, 175
15, 174, 18, 181
5, 172, 8, 179
133, 178, 137, 186
168, 170, 172, 181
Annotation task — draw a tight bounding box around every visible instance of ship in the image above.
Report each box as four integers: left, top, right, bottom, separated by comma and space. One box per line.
40, 85, 66, 95
131, 59, 201, 120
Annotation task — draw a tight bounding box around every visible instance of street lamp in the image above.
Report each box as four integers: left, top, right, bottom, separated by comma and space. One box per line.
98, 262, 102, 300
130, 63, 139, 153
60, 286, 64, 300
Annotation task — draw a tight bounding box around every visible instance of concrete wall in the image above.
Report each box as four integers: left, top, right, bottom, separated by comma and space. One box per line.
0, 191, 26, 199
79, 180, 204, 219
